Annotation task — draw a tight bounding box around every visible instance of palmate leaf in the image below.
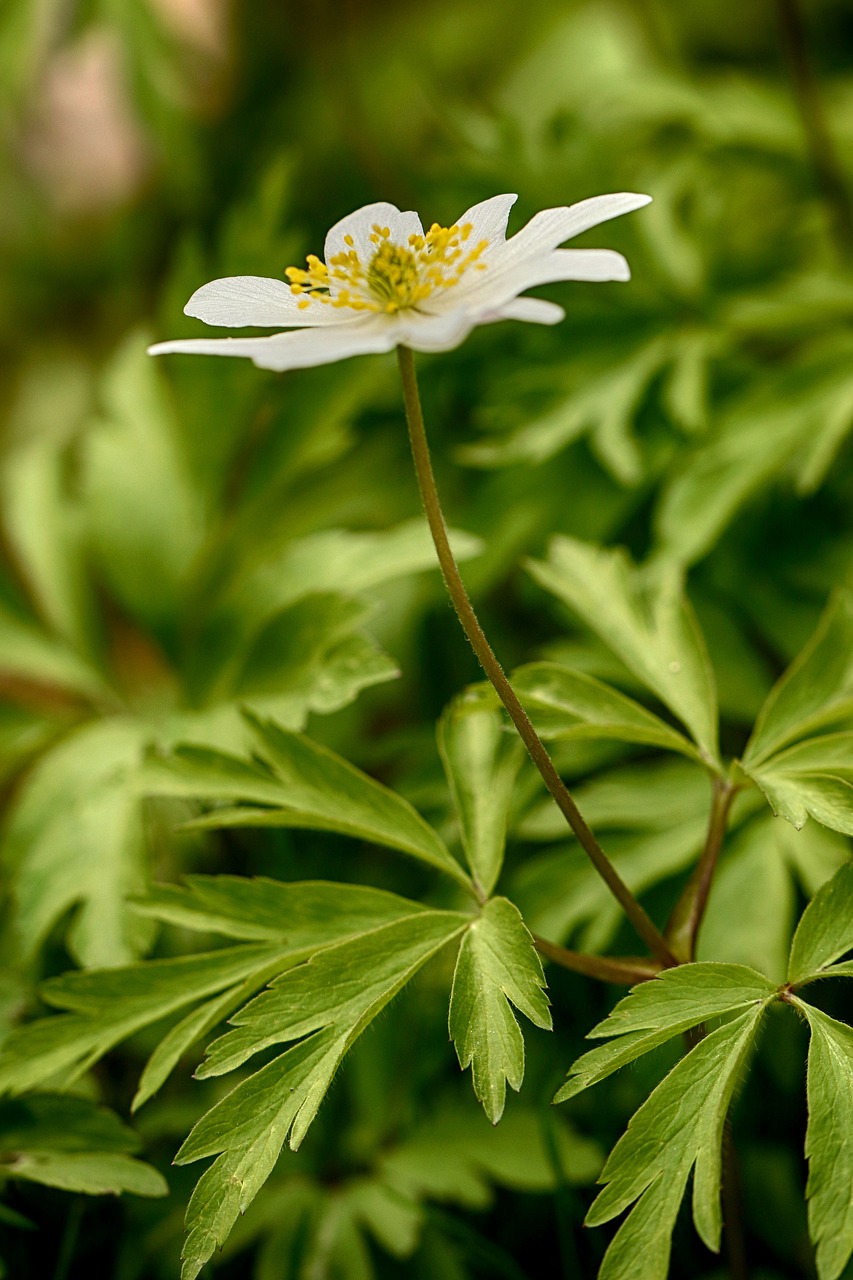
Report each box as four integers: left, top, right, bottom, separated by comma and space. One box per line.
511, 660, 704, 761
744, 733, 853, 837
448, 898, 551, 1123
743, 591, 853, 767
196, 592, 399, 731
145, 713, 471, 889
176, 909, 469, 1280
79, 332, 207, 630
555, 963, 775, 1103
585, 1008, 766, 1280
0, 945, 288, 1096
788, 861, 853, 985
0, 878, 432, 1099
797, 1004, 853, 1280
0, 1095, 167, 1199
527, 537, 720, 766
3, 718, 153, 967
438, 690, 523, 897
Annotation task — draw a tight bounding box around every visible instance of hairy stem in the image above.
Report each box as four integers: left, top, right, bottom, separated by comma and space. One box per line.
776, 0, 853, 257
534, 935, 662, 985
397, 345, 678, 966
722, 1120, 748, 1280
665, 777, 736, 962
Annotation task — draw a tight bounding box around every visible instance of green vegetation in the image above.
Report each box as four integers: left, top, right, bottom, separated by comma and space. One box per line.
2, 1, 853, 1276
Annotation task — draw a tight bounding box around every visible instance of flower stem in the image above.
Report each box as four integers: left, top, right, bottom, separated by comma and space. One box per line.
776, 0, 853, 258
665, 777, 736, 962
397, 345, 678, 967
533, 936, 662, 986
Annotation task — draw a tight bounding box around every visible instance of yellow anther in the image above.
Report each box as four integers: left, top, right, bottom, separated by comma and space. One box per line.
282, 215, 491, 317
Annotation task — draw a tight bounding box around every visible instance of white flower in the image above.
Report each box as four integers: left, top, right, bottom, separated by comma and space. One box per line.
148, 192, 651, 372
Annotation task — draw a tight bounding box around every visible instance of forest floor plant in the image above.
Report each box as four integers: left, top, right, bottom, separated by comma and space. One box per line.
3, 190, 853, 1280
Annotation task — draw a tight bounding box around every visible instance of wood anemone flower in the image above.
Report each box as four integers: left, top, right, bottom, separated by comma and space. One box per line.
148, 192, 651, 371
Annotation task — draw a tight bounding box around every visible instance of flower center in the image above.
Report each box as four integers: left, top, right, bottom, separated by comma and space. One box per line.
285, 221, 490, 314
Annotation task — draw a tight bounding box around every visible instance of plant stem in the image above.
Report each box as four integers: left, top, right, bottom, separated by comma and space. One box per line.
776, 0, 853, 257
397, 345, 678, 967
533, 935, 662, 985
665, 777, 736, 962
722, 1120, 748, 1280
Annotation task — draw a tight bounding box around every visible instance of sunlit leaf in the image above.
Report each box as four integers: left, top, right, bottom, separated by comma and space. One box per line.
788, 862, 853, 985
438, 690, 523, 896
449, 898, 551, 1123
512, 660, 703, 761
585, 1007, 767, 1279
744, 591, 853, 767
555, 963, 775, 1103
798, 1004, 853, 1280
528, 537, 719, 765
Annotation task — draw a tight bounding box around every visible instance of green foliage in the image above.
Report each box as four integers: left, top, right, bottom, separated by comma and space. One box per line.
146, 713, 472, 888
449, 897, 551, 1122
438, 690, 523, 896
0, 1095, 167, 1198
528, 538, 720, 767
3, 1, 853, 1276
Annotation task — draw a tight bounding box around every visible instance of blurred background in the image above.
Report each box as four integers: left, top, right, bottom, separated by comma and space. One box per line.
1, 1, 853, 1277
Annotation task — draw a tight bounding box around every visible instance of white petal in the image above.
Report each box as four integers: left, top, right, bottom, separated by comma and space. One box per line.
148, 317, 398, 372
481, 297, 565, 326
395, 309, 478, 353
500, 192, 652, 262
453, 193, 518, 247
324, 201, 424, 268
436, 247, 632, 315
184, 275, 353, 328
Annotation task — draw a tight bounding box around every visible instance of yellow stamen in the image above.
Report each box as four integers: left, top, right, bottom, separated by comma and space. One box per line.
282, 218, 487, 314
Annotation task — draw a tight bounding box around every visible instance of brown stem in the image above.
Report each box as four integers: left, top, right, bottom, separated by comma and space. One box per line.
666, 778, 736, 962
776, 0, 853, 257
533, 936, 662, 985
397, 345, 678, 967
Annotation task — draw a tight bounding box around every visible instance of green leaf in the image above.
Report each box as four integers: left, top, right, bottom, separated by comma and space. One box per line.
798, 1004, 853, 1280
146, 723, 470, 888
448, 898, 551, 1123
381, 1106, 602, 1207
218, 518, 482, 643
555, 963, 776, 1103
528, 538, 719, 765
585, 1007, 766, 1279
745, 732, 853, 836
437, 690, 523, 896
79, 332, 207, 629
0, 1095, 167, 1198
744, 592, 853, 767
194, 909, 468, 1085
0, 944, 286, 1095
515, 826, 704, 954
788, 862, 853, 985
0, 356, 93, 652
515, 756, 712, 842
511, 661, 703, 760
696, 816, 796, 982
198, 593, 399, 729
3, 719, 152, 967
653, 345, 853, 566
0, 601, 105, 703
132, 875, 428, 942
176, 909, 468, 1280
0, 876, 435, 1101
